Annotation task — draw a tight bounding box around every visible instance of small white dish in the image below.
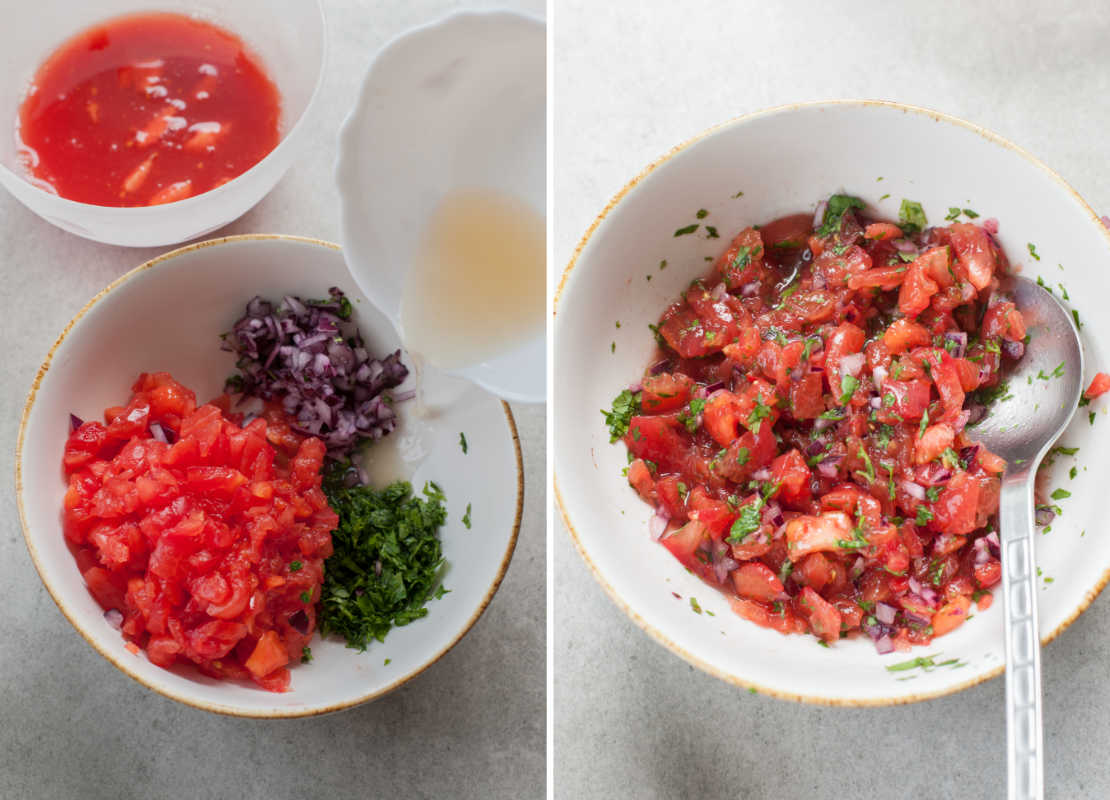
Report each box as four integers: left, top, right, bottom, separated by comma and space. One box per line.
554, 100, 1110, 705
336, 10, 546, 404
0, 0, 326, 247
17, 235, 523, 717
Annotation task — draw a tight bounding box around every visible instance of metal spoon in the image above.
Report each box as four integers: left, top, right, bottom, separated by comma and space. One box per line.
970, 276, 1084, 800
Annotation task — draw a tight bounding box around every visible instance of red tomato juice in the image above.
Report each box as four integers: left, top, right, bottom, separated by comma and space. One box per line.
18, 12, 280, 206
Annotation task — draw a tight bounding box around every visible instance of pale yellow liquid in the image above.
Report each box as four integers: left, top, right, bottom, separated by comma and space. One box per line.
400, 188, 545, 369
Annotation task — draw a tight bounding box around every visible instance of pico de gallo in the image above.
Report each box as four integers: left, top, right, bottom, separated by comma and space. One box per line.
608, 196, 1030, 652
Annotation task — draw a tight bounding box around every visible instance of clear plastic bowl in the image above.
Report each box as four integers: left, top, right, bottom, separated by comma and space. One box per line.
0, 0, 325, 247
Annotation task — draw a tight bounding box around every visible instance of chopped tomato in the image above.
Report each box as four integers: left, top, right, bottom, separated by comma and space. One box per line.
1085, 373, 1110, 399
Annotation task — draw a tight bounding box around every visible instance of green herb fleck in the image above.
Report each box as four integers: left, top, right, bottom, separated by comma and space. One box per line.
690, 597, 703, 614
817, 194, 865, 238
462, 502, 472, 529
602, 389, 640, 442
301, 647, 313, 664
839, 374, 860, 404
1028, 242, 1041, 261
899, 199, 927, 234
674, 224, 699, 237
459, 432, 468, 454
1051, 488, 1071, 500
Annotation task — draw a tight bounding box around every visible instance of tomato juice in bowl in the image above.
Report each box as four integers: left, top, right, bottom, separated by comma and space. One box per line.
0, 0, 325, 246
554, 101, 1110, 705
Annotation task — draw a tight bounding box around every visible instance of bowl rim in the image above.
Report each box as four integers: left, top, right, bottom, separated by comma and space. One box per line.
334, 7, 546, 404
0, 1, 329, 216
553, 98, 1110, 706
15, 233, 525, 718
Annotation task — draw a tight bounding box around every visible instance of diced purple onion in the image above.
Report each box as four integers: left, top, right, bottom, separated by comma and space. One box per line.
915, 463, 952, 486
288, 609, 310, 635
944, 331, 968, 359
222, 288, 408, 460
812, 200, 828, 230
149, 422, 169, 444
762, 502, 784, 528
903, 610, 932, 627
872, 365, 888, 390
869, 395, 882, 410
1035, 506, 1055, 526
875, 602, 897, 626
649, 359, 671, 375
839, 352, 865, 378
973, 536, 991, 565
812, 272, 827, 290
816, 460, 840, 479
711, 282, 727, 301
69, 414, 84, 432
959, 445, 979, 467
649, 509, 669, 540
712, 540, 739, 584
953, 409, 971, 434
901, 481, 926, 501
1002, 340, 1025, 360
741, 281, 761, 297
627, 382, 643, 394
986, 530, 1000, 555
103, 609, 123, 629
892, 238, 917, 254
805, 439, 826, 457
753, 467, 772, 482
966, 403, 988, 427
875, 635, 894, 655
702, 381, 726, 395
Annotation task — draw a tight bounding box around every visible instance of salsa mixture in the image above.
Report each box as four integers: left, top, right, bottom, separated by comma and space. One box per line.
62, 290, 449, 691
18, 12, 281, 206
608, 196, 1029, 652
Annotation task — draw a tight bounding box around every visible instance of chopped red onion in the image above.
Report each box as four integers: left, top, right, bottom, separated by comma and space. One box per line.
973, 536, 991, 565
149, 421, 169, 444
892, 238, 918, 254
627, 383, 643, 393
986, 530, 1000, 553
753, 467, 772, 481
741, 281, 761, 297
804, 439, 826, 457
812, 200, 828, 230
953, 409, 971, 434
223, 288, 408, 460
869, 396, 882, 410
1002, 340, 1025, 360
901, 480, 926, 501
69, 414, 84, 432
649, 509, 669, 540
288, 609, 310, 635
850, 556, 865, 580
908, 576, 923, 596
915, 462, 953, 486
872, 365, 888, 389
1035, 506, 1055, 526
875, 635, 894, 655
966, 403, 988, 427
816, 460, 839, 479
711, 282, 727, 301
875, 602, 897, 625
903, 610, 932, 627
649, 359, 671, 375
103, 609, 123, 629
983, 218, 1000, 235
702, 381, 726, 395
959, 445, 979, 466
944, 331, 968, 359
839, 352, 865, 378
762, 502, 784, 528
812, 272, 827, 290
712, 540, 739, 584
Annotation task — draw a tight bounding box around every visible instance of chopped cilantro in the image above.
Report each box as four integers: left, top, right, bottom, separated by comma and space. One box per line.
899, 199, 927, 234
1028, 242, 1041, 261
459, 431, 469, 454
696, 209, 708, 219
728, 499, 764, 543
818, 407, 847, 421
706, 226, 719, 239
674, 224, 699, 237
915, 506, 934, 526
690, 597, 703, 614
462, 502, 472, 529
854, 446, 875, 485
301, 647, 313, 664
817, 194, 865, 238
602, 389, 640, 443
1050, 488, 1071, 500
839, 374, 860, 404
289, 560, 303, 572
735, 447, 750, 466
677, 398, 707, 433
318, 478, 449, 651
747, 395, 773, 433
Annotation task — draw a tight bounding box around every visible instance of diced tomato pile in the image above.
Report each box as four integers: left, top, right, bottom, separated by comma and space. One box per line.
618, 198, 1027, 652
63, 372, 337, 690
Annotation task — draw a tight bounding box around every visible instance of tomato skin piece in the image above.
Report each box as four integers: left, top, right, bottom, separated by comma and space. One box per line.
948, 223, 996, 290
626, 459, 655, 502
788, 372, 825, 420
981, 301, 1026, 342
878, 379, 931, 423
686, 487, 735, 541
661, 520, 712, 577
974, 560, 1002, 589
641, 373, 695, 413
1085, 372, 1110, 399
796, 586, 842, 643
931, 595, 972, 637
731, 562, 786, 602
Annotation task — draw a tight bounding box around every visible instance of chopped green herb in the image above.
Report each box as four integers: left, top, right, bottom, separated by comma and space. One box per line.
706, 226, 719, 239
318, 478, 449, 651
690, 597, 703, 614
674, 224, 699, 237
817, 407, 847, 421
459, 431, 469, 454
1028, 242, 1041, 261
854, 446, 875, 485
735, 447, 750, 466
1050, 488, 1071, 500
677, 398, 707, 433
462, 502, 472, 529
915, 506, 934, 526
747, 395, 773, 434
945, 207, 961, 222
602, 389, 640, 443
839, 374, 860, 404
817, 194, 865, 238
1073, 309, 1083, 331
301, 647, 313, 664
728, 499, 764, 543
696, 209, 708, 219
898, 199, 927, 234
300, 591, 312, 604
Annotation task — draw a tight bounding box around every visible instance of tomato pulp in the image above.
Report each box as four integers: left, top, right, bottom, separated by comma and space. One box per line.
619, 198, 1022, 652
18, 12, 281, 206
63, 373, 336, 691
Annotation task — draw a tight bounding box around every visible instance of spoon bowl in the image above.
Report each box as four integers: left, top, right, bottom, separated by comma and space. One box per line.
971, 275, 1084, 800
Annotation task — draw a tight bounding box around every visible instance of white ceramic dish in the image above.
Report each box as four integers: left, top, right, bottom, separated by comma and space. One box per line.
554, 100, 1110, 705
0, 0, 326, 247
336, 10, 545, 404
17, 235, 522, 717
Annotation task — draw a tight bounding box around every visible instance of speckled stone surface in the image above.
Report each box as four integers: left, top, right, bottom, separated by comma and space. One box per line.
0, 1, 545, 798
554, 1, 1110, 798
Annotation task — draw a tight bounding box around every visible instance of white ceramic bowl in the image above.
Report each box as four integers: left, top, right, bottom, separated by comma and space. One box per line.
17, 235, 523, 717
554, 100, 1110, 705
0, 0, 325, 247
336, 10, 546, 404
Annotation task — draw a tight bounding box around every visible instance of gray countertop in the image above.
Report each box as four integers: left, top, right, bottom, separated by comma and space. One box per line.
0, 1, 545, 798
554, 1, 1110, 798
